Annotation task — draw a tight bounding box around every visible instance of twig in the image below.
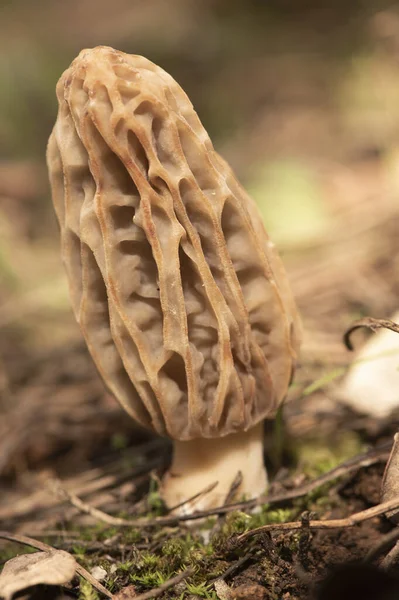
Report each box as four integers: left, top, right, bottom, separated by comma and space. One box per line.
381, 540, 399, 571
216, 551, 253, 582
0, 531, 113, 599
209, 472, 245, 539
381, 432, 399, 522
164, 481, 219, 514
223, 471, 243, 506
344, 317, 399, 351
52, 479, 136, 527
253, 442, 390, 506
118, 568, 194, 600
365, 527, 399, 563
54, 443, 389, 528
236, 496, 399, 543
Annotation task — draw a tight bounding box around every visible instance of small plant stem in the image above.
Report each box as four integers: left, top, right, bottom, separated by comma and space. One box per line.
237, 495, 399, 543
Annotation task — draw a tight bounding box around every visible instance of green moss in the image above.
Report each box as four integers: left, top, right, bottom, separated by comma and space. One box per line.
223, 511, 253, 535
124, 548, 182, 589
18, 460, 346, 598
116, 559, 135, 573
130, 569, 172, 587
79, 578, 100, 600
248, 506, 296, 530
161, 536, 203, 569
135, 550, 162, 571
211, 511, 250, 553
72, 546, 88, 561
182, 582, 218, 599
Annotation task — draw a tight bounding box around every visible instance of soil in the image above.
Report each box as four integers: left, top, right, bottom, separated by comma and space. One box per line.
1, 337, 399, 599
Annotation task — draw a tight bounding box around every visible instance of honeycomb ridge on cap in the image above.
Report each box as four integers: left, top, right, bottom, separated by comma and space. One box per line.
47, 46, 301, 440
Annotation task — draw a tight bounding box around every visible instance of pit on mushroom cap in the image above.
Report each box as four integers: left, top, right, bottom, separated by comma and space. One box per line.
47, 46, 301, 513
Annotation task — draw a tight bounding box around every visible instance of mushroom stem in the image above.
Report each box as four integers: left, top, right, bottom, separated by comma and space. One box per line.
161, 423, 267, 514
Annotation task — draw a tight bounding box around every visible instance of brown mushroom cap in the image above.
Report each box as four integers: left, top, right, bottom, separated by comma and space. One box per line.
47, 46, 301, 441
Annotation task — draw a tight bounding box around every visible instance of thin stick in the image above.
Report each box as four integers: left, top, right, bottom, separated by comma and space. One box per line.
381, 540, 399, 571
0, 531, 113, 599
237, 496, 399, 543
344, 317, 399, 351
223, 471, 243, 506
52, 479, 136, 526
54, 443, 389, 528
365, 528, 399, 563
216, 550, 253, 582
251, 442, 390, 506
209, 472, 244, 539
163, 481, 218, 513
119, 568, 194, 600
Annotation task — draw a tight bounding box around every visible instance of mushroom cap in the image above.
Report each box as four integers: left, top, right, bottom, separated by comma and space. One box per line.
47, 46, 301, 440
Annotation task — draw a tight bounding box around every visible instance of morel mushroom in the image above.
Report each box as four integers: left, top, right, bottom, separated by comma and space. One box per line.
47, 46, 301, 512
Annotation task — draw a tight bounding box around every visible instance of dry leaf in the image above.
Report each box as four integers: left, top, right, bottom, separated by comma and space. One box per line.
113, 585, 138, 599
214, 579, 232, 600
90, 566, 107, 582
231, 583, 267, 600
339, 311, 399, 418
381, 432, 399, 522
0, 551, 77, 600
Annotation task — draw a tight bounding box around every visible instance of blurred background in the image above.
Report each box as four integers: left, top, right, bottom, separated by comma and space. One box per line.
2, 0, 399, 501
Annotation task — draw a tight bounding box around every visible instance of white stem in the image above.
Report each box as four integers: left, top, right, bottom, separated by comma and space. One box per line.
160, 423, 267, 514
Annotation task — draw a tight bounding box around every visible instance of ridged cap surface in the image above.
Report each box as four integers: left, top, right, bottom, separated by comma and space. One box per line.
47, 46, 301, 440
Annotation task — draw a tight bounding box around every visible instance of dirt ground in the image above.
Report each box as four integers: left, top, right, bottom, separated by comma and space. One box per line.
1, 346, 399, 600
2, 1, 399, 599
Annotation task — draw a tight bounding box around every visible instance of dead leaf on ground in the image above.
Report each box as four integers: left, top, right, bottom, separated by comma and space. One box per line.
0, 550, 77, 600
339, 312, 399, 418
231, 583, 267, 600
381, 431, 399, 522
113, 585, 138, 599
214, 579, 232, 600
